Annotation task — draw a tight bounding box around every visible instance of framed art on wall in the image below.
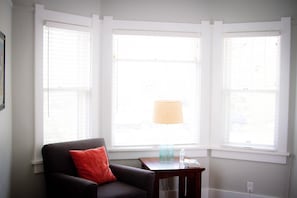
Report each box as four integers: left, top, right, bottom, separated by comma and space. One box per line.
0, 31, 5, 110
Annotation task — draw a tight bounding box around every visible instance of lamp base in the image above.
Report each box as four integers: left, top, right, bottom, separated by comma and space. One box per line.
159, 144, 174, 162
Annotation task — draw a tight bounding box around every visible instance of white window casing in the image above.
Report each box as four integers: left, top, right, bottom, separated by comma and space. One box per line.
101, 17, 211, 159
211, 18, 291, 163
34, 5, 291, 171
33, 4, 100, 173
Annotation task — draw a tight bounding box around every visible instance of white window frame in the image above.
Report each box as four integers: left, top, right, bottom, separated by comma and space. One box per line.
33, 5, 290, 167
33, 4, 100, 173
211, 18, 291, 164
101, 17, 211, 159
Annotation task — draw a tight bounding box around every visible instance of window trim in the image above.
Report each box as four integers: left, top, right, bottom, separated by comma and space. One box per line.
100, 16, 211, 151
33, 4, 100, 173
211, 18, 291, 163
112, 31, 201, 147
33, 5, 291, 172
210, 146, 290, 164
109, 145, 209, 160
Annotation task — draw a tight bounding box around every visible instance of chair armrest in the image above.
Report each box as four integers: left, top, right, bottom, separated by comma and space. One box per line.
110, 164, 155, 198
46, 173, 97, 198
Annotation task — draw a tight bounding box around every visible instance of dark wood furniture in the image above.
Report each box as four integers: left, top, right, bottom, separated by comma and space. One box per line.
139, 157, 205, 198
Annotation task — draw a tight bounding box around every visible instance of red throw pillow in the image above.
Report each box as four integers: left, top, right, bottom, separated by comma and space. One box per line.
69, 146, 116, 184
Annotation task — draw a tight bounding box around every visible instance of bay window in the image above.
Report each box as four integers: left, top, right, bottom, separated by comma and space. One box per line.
35, 5, 290, 167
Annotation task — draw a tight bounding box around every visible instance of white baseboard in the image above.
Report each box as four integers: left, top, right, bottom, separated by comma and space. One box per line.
159, 187, 277, 198
208, 188, 278, 198
159, 188, 208, 198
202, 187, 209, 198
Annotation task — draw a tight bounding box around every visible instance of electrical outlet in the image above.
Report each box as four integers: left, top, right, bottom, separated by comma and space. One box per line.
247, 181, 254, 193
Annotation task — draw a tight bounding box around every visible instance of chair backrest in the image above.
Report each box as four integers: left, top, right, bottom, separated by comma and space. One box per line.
42, 138, 106, 176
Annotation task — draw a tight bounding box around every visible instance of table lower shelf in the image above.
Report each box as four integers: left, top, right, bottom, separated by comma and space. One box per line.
139, 157, 205, 198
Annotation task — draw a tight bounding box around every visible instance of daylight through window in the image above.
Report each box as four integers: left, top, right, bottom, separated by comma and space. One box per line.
112, 32, 201, 147
223, 34, 280, 149
43, 25, 92, 144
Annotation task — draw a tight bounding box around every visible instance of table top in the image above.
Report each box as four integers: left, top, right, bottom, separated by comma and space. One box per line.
139, 157, 205, 171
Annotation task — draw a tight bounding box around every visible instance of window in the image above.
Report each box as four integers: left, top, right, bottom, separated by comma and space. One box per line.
112, 32, 201, 148
223, 34, 280, 149
211, 18, 290, 163
34, 6, 99, 171
35, 6, 289, 166
42, 24, 92, 144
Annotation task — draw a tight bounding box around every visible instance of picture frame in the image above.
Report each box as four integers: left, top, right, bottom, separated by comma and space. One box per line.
0, 31, 5, 111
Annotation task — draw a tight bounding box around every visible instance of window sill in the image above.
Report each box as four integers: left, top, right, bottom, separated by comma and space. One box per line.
32, 145, 290, 174
108, 145, 209, 160
210, 146, 290, 164
31, 159, 44, 174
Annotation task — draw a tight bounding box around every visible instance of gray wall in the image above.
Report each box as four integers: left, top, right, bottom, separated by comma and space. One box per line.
11, 1, 100, 198
11, 4, 44, 198
10, 0, 297, 197
290, 24, 297, 198
101, 0, 296, 23
0, 0, 12, 198
210, 158, 291, 197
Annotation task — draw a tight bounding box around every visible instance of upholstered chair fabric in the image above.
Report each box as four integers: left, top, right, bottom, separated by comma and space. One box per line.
42, 138, 155, 198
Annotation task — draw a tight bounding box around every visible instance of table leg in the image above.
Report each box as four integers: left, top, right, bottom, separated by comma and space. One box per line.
186, 173, 201, 198
179, 176, 186, 198
154, 176, 160, 198
194, 173, 201, 198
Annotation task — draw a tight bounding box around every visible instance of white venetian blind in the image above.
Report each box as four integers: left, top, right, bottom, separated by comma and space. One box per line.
43, 23, 92, 144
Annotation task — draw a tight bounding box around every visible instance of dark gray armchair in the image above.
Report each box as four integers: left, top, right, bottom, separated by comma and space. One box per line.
42, 138, 155, 198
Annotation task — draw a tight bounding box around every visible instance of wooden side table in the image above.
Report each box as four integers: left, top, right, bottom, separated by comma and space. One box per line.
139, 157, 205, 198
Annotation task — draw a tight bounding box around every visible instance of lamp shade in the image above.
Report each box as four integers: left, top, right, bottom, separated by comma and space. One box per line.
154, 100, 183, 124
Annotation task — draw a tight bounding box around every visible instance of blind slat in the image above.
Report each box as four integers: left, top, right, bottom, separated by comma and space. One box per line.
43, 25, 91, 144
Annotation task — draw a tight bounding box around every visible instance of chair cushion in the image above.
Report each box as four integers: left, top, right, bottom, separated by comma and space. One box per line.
97, 181, 147, 198
69, 146, 116, 184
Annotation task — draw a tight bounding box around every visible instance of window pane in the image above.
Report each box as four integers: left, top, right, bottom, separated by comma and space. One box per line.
43, 27, 91, 89
43, 25, 91, 144
114, 34, 198, 61
223, 35, 280, 148
113, 33, 200, 147
226, 92, 276, 147
43, 90, 90, 143
224, 36, 280, 90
